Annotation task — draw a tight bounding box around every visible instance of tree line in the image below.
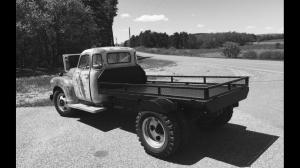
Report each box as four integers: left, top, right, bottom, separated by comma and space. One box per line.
256, 34, 284, 42
16, 0, 118, 70
125, 30, 283, 49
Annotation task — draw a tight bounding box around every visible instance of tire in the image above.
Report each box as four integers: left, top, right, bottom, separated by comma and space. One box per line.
53, 90, 73, 117
136, 111, 181, 158
211, 106, 233, 127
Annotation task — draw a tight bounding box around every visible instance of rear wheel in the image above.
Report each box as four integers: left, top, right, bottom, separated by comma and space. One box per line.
53, 90, 73, 117
136, 111, 181, 158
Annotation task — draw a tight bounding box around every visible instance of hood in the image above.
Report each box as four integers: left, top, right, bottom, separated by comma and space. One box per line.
64, 67, 77, 78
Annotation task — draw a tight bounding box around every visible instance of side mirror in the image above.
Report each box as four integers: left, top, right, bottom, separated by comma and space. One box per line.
93, 64, 102, 69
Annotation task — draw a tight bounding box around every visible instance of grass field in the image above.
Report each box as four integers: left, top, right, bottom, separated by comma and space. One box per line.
135, 39, 284, 60
253, 39, 284, 44
16, 58, 175, 107
16, 75, 54, 107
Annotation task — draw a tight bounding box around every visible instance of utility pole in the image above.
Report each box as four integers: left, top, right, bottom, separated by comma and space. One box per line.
128, 27, 131, 47
115, 37, 118, 46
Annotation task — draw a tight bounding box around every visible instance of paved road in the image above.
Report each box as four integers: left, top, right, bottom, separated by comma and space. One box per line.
16, 52, 283, 168
138, 52, 283, 129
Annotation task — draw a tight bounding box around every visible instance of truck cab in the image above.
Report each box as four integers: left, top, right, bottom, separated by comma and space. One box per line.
50, 47, 146, 113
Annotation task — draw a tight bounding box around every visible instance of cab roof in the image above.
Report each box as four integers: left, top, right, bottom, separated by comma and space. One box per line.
82, 47, 135, 55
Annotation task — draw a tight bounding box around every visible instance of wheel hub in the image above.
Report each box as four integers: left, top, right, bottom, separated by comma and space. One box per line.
57, 93, 67, 112
59, 99, 65, 106
142, 116, 166, 148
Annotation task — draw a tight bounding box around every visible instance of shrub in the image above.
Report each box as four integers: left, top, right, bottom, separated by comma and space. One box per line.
168, 46, 176, 50
259, 50, 284, 60
222, 42, 241, 58
275, 43, 282, 49
242, 50, 258, 59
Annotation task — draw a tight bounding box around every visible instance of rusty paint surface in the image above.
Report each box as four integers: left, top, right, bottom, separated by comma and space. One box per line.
50, 76, 78, 104
72, 68, 91, 101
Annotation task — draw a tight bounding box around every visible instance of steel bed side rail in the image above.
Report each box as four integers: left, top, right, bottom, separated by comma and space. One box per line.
98, 76, 249, 100
147, 75, 248, 85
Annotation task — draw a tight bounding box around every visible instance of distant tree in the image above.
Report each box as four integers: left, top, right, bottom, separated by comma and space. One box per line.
256, 34, 284, 42
129, 35, 140, 47
222, 42, 241, 58
170, 32, 181, 48
179, 32, 189, 49
139, 30, 154, 47
202, 39, 218, 49
125, 30, 260, 50
187, 34, 199, 49
159, 33, 170, 48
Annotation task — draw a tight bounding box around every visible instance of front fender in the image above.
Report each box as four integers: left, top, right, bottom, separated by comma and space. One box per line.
50, 76, 78, 104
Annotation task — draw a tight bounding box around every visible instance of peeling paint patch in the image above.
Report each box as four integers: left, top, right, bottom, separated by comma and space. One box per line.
78, 76, 86, 98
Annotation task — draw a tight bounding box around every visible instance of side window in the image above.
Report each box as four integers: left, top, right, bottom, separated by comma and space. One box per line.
92, 54, 103, 68
78, 54, 90, 69
107, 52, 131, 64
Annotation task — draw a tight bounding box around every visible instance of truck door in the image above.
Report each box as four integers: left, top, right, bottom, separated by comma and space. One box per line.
73, 54, 92, 102
89, 53, 106, 104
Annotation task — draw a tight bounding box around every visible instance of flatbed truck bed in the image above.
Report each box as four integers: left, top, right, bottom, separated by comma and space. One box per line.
98, 75, 249, 114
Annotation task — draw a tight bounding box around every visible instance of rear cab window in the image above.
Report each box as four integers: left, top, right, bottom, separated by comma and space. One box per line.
107, 52, 131, 64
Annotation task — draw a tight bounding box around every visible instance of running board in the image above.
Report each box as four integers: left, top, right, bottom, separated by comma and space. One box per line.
68, 103, 106, 113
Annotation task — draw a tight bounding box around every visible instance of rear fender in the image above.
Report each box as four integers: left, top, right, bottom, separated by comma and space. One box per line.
139, 98, 177, 114
50, 76, 78, 104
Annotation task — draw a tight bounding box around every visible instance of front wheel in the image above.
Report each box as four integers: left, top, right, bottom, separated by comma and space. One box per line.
136, 111, 181, 158
53, 90, 73, 117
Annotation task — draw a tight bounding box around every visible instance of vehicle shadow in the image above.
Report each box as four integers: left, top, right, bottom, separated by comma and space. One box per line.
73, 109, 279, 167
165, 124, 279, 167
72, 108, 136, 133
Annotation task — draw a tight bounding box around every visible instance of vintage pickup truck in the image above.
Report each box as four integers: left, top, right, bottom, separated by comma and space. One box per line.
50, 47, 249, 158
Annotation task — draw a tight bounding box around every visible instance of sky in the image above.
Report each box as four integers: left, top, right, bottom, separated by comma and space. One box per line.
112, 0, 283, 43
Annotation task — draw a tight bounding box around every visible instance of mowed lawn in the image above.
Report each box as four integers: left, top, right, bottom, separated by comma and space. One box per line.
16, 75, 54, 107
